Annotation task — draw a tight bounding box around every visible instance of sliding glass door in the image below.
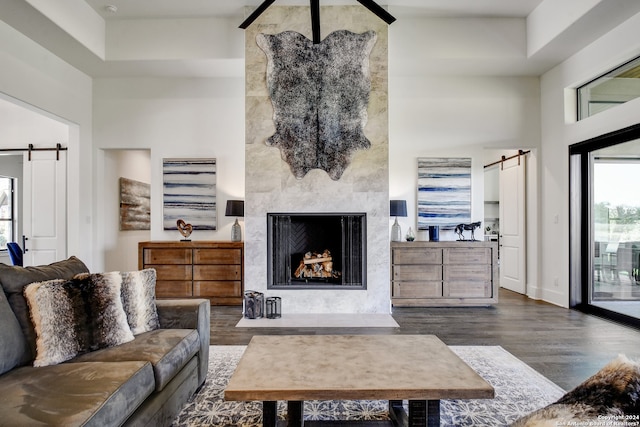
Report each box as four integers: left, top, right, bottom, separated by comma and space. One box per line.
591, 155, 640, 318
570, 124, 640, 327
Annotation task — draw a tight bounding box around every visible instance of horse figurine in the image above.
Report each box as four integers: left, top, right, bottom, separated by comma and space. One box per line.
454, 221, 482, 241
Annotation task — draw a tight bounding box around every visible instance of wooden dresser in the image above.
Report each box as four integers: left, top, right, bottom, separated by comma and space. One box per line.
138, 241, 243, 305
391, 241, 499, 307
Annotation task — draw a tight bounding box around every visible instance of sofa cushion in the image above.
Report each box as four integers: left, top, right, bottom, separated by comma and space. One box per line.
24, 273, 134, 367
0, 289, 30, 375
70, 328, 200, 392
511, 354, 640, 426
0, 361, 154, 427
0, 256, 90, 362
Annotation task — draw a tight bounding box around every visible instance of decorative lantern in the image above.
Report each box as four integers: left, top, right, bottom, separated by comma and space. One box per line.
265, 297, 281, 319
243, 291, 264, 319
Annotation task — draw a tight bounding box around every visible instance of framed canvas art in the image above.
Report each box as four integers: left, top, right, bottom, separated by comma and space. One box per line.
417, 157, 471, 230
163, 158, 217, 230
119, 177, 150, 231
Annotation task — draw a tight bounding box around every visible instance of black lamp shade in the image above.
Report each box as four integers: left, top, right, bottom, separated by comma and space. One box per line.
225, 200, 244, 217
390, 200, 407, 217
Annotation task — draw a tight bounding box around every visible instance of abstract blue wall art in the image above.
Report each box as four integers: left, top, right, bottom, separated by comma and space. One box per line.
417, 157, 471, 230
163, 158, 216, 230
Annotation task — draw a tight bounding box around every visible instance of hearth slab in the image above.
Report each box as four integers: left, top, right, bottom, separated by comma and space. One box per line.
235, 313, 399, 328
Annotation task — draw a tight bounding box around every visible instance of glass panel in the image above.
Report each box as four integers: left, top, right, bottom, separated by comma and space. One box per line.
578, 55, 640, 120
0, 177, 12, 249
590, 141, 640, 320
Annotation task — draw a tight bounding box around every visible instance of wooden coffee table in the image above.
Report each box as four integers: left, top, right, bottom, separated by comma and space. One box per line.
224, 335, 494, 427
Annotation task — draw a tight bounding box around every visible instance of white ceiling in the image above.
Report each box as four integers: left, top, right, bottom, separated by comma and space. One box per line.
0, 0, 549, 126
83, 0, 546, 20
3, 0, 640, 125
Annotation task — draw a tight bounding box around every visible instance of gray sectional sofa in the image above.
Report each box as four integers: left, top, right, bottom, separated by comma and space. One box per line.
0, 257, 210, 426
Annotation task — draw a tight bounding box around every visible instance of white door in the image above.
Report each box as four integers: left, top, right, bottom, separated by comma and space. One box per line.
22, 150, 67, 266
499, 156, 526, 294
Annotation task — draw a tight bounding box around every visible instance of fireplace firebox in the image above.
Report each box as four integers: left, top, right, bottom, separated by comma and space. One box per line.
267, 213, 366, 289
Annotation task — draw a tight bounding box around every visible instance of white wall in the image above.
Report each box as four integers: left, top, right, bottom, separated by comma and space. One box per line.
0, 20, 93, 268
389, 76, 541, 242
540, 11, 640, 307
4, 3, 640, 309
92, 77, 245, 271
1, 10, 546, 298
90, 15, 544, 294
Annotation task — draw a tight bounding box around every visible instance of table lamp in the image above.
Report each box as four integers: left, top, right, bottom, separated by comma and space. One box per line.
390, 200, 407, 242
225, 200, 244, 242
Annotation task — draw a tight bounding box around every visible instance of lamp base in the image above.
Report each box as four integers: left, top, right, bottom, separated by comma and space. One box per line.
391, 217, 402, 242
231, 218, 242, 242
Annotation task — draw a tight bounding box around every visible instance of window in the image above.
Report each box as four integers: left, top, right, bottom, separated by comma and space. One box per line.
0, 176, 15, 250
578, 55, 640, 120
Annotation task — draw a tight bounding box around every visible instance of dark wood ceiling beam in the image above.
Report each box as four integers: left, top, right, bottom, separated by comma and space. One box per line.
239, 0, 396, 31
355, 0, 396, 24
310, 0, 321, 43
239, 0, 277, 29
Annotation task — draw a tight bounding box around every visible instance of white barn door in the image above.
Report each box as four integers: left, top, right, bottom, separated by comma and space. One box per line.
499, 156, 526, 294
22, 150, 67, 266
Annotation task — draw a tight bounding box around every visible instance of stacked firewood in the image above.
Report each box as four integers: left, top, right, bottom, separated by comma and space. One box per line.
294, 249, 341, 279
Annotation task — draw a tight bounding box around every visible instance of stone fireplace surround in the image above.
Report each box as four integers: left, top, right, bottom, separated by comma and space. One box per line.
244, 6, 389, 314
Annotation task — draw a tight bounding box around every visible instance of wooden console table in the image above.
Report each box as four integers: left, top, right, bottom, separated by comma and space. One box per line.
391, 241, 499, 307
138, 241, 243, 305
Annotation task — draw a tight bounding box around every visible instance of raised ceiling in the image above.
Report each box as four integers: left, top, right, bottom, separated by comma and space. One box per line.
3, 0, 640, 81
83, 0, 546, 20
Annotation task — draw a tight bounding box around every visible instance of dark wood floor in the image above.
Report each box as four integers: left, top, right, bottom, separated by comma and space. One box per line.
211, 288, 640, 391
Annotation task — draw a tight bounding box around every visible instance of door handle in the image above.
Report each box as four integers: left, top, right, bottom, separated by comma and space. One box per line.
22, 236, 28, 253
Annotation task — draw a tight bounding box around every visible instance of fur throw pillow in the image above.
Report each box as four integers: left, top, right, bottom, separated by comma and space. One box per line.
75, 269, 160, 335
120, 269, 160, 334
511, 354, 640, 426
24, 273, 134, 367
0, 256, 90, 363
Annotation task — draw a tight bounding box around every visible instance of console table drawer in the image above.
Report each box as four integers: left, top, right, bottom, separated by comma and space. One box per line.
143, 248, 191, 265
194, 265, 242, 281
153, 265, 193, 281
443, 264, 491, 282
444, 281, 492, 298
156, 280, 192, 298
393, 248, 442, 264
393, 282, 442, 298
194, 248, 242, 264
393, 264, 442, 281
194, 281, 242, 297
443, 248, 491, 264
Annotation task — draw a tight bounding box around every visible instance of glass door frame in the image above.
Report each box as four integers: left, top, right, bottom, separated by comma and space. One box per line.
569, 122, 640, 329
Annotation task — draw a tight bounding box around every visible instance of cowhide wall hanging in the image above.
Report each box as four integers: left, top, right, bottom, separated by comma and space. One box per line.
257, 29, 377, 181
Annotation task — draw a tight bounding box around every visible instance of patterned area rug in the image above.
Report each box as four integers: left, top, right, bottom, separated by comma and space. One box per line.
171, 345, 565, 427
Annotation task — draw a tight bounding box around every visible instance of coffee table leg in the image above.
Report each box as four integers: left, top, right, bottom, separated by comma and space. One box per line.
427, 400, 440, 427
388, 400, 405, 426
408, 400, 427, 427
287, 401, 304, 427
263, 401, 278, 427
388, 400, 439, 427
